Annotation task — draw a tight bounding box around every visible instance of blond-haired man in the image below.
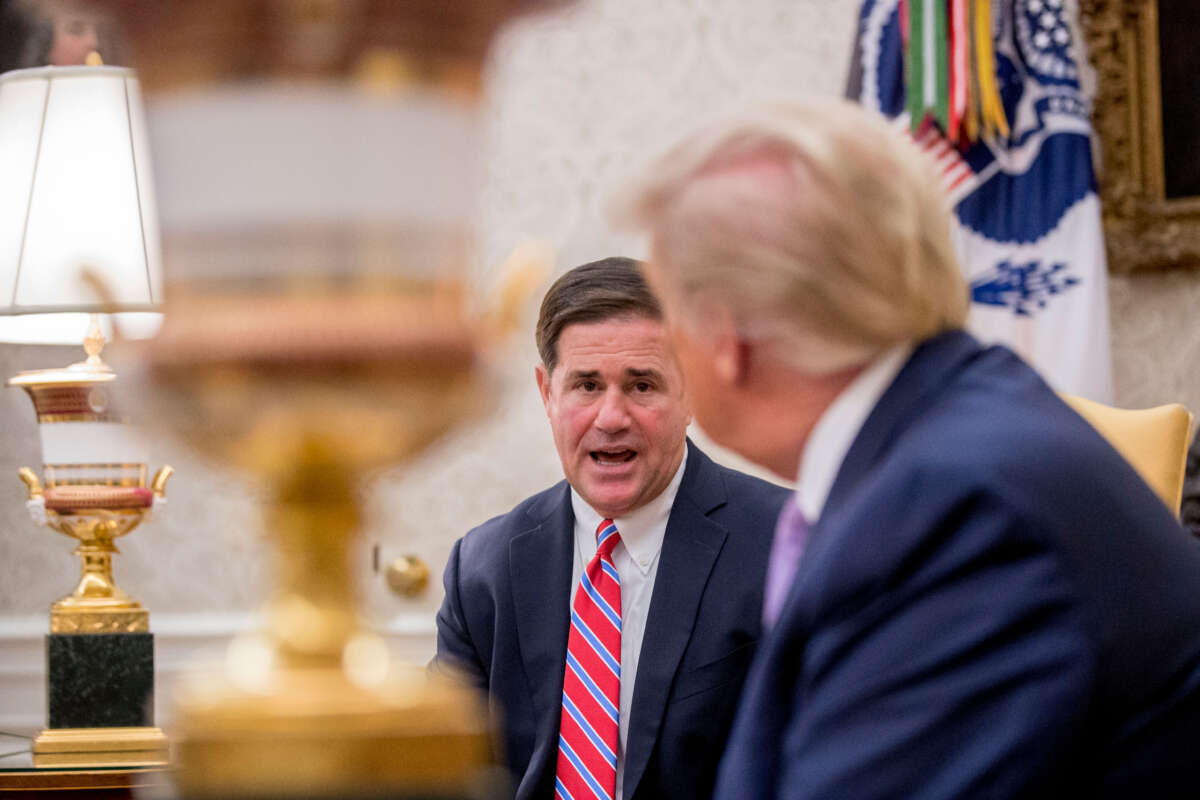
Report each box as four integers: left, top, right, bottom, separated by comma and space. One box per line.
618, 99, 1200, 799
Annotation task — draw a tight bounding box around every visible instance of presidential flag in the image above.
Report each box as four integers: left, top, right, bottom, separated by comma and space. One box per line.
848, 0, 1113, 401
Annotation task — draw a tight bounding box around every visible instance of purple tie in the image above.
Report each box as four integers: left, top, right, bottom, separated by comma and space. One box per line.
762, 497, 810, 629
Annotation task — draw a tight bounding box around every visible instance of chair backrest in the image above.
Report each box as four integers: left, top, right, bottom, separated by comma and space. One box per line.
1061, 394, 1193, 513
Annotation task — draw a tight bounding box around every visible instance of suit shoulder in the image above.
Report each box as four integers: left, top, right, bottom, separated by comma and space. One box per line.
457, 481, 567, 558
708, 459, 790, 509
844, 366, 1174, 560
699, 459, 790, 547
899, 376, 1126, 502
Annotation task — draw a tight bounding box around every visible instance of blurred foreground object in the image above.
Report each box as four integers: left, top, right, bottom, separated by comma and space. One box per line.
93, 0, 572, 797
0, 62, 169, 767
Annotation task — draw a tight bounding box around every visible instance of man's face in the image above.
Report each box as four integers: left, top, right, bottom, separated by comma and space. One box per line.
48, 10, 100, 66
536, 315, 691, 519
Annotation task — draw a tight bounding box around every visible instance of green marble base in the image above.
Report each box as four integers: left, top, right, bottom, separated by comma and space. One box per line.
46, 633, 154, 729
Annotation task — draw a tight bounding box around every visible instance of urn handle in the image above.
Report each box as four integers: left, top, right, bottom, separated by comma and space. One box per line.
151, 465, 174, 497
17, 467, 42, 499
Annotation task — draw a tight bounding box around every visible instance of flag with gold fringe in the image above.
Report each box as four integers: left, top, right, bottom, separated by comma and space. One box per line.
848, 0, 1113, 402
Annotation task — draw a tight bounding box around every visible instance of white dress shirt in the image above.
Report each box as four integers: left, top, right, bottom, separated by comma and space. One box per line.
569, 442, 688, 800
796, 344, 913, 523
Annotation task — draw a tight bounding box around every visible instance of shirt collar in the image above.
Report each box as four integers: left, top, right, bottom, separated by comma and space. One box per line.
571, 442, 689, 574
797, 344, 912, 523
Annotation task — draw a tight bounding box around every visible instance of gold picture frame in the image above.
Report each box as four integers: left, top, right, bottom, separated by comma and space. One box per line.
1081, 0, 1200, 272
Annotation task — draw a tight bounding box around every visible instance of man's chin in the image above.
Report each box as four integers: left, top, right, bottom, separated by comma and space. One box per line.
576, 481, 641, 519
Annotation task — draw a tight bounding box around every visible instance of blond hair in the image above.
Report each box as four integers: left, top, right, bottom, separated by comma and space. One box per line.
615, 99, 967, 374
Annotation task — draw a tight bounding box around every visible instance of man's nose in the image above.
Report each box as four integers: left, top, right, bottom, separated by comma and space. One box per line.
76, 23, 99, 45
594, 388, 631, 433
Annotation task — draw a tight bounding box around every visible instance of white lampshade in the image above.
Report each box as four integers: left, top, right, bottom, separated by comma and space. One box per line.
0, 65, 162, 343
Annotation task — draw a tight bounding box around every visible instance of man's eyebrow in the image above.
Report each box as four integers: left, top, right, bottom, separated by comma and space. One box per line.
566, 369, 601, 381
627, 368, 664, 380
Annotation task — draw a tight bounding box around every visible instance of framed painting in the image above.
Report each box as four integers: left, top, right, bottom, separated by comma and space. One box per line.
1081, 0, 1200, 272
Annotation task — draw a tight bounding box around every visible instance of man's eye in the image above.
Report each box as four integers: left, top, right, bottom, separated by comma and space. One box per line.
579, 381, 598, 392
634, 381, 652, 392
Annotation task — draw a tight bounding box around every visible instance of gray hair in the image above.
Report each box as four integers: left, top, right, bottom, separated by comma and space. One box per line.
615, 98, 967, 374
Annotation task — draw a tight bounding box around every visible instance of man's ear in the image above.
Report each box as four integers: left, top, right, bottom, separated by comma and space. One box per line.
535, 363, 552, 411
705, 302, 745, 386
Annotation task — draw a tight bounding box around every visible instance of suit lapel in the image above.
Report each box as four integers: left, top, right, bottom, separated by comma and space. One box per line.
781, 330, 984, 633
509, 483, 574, 783
716, 333, 988, 793
622, 446, 728, 798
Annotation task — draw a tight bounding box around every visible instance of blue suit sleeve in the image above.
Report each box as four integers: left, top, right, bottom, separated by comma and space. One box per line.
433, 537, 488, 690
777, 501, 1095, 799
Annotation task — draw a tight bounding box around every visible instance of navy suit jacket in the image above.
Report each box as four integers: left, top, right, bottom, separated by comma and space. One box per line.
716, 330, 1200, 799
436, 443, 788, 799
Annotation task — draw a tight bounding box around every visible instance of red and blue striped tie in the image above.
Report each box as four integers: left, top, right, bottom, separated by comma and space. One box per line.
556, 518, 622, 800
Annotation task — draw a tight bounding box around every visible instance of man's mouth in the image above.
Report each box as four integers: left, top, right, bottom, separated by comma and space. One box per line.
590, 449, 637, 465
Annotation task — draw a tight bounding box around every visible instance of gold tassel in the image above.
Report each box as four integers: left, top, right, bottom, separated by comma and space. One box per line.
973, 0, 1010, 139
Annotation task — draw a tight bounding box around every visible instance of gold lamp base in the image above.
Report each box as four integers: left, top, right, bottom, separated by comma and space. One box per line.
32, 726, 169, 768
8, 367, 176, 768
50, 606, 150, 636
131, 287, 502, 799
174, 658, 493, 799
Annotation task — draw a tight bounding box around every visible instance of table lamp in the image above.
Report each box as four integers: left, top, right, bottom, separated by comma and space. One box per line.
0, 62, 171, 767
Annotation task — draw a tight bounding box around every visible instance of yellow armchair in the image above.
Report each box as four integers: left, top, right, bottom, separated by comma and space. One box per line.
1061, 394, 1193, 514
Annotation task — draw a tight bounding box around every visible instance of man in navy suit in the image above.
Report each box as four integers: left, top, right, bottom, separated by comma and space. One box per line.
618, 100, 1200, 798
435, 257, 788, 800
